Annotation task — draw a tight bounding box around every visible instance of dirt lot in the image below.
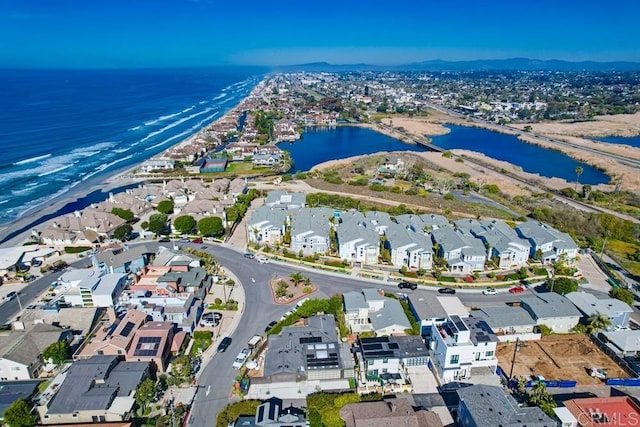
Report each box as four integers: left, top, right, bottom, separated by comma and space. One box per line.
497, 334, 629, 385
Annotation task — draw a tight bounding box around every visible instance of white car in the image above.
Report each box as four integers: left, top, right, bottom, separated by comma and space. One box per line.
257, 257, 270, 264
483, 288, 497, 295
591, 368, 607, 379
232, 348, 250, 369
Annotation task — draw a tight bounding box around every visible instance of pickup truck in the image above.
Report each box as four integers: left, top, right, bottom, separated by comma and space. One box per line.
232, 348, 250, 369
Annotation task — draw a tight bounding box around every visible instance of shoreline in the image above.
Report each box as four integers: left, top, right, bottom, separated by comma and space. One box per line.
2, 85, 639, 248
0, 80, 266, 247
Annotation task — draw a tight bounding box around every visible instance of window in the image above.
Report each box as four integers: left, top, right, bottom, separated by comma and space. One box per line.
485, 351, 494, 357
383, 359, 388, 364
450, 354, 459, 364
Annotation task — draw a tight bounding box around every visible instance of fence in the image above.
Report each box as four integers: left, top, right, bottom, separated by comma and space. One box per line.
606, 378, 640, 387
589, 333, 640, 377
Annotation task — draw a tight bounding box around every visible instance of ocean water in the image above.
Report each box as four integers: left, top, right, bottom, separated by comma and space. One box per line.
0, 67, 263, 226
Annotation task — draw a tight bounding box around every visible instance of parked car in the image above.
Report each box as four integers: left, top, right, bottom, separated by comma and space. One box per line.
257, 257, 270, 264
232, 348, 251, 369
438, 287, 456, 294
509, 286, 525, 294
217, 336, 232, 352
191, 238, 203, 244
398, 281, 417, 290
4, 292, 18, 302
243, 252, 255, 259
158, 237, 171, 242
265, 321, 278, 333
483, 287, 497, 295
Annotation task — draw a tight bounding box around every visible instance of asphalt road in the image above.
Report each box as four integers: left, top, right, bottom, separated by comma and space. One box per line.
0, 241, 620, 424
187, 243, 552, 424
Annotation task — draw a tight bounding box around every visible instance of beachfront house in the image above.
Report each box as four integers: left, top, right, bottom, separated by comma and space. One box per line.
139, 158, 175, 173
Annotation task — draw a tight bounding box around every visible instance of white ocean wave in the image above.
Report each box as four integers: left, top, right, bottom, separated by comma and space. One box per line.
81, 154, 133, 181
212, 93, 227, 101
11, 182, 48, 195
128, 125, 142, 131
144, 110, 183, 126
38, 164, 75, 177
139, 108, 213, 143
13, 153, 52, 165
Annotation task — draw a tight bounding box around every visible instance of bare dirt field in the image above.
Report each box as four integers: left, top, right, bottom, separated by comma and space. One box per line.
497, 334, 628, 385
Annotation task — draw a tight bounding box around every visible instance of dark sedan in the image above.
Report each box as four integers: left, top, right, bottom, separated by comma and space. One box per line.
438, 287, 456, 294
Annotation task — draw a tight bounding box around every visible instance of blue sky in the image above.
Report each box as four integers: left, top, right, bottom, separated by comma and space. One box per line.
1, 0, 639, 68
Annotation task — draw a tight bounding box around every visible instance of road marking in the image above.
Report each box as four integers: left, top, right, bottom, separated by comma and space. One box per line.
205, 385, 211, 396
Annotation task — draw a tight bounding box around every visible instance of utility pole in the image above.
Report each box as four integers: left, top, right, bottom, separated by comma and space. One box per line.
600, 235, 608, 260
509, 338, 521, 380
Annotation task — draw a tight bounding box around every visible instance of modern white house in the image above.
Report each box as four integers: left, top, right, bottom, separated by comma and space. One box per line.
455, 219, 531, 269
343, 291, 371, 334
430, 315, 498, 384
336, 212, 380, 266
246, 206, 289, 245
431, 227, 486, 274
384, 223, 433, 271
60, 269, 127, 308
516, 221, 579, 264
289, 208, 332, 256
409, 295, 468, 338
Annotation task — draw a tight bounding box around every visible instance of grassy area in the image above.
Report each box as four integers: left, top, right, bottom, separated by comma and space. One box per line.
607, 239, 640, 276
191, 331, 213, 357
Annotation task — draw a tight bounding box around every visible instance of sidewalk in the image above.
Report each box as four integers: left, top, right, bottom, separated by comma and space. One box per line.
195, 267, 245, 381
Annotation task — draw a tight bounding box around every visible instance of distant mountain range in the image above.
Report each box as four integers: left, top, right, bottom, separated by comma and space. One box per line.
274, 58, 640, 72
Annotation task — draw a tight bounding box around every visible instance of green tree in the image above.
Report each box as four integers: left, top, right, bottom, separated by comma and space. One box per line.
575, 166, 583, 191
148, 213, 169, 235
156, 199, 175, 215
112, 224, 133, 242
609, 288, 634, 306
111, 207, 134, 222
171, 355, 192, 384
198, 216, 224, 237
2, 398, 35, 427
174, 215, 196, 234
587, 312, 613, 334
290, 272, 304, 287
527, 382, 556, 417
42, 340, 69, 365
135, 378, 156, 414
550, 277, 578, 295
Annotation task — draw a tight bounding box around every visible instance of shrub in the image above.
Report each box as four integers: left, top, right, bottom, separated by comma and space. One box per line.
214, 298, 222, 305
538, 324, 553, 336
463, 276, 474, 283
303, 286, 313, 294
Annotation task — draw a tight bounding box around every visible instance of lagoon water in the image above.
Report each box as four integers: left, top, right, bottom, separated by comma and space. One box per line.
431, 125, 610, 185
278, 126, 428, 172
593, 135, 640, 148
282, 124, 610, 185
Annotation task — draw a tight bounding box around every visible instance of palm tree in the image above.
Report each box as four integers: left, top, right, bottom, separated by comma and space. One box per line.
587, 312, 612, 334
575, 166, 583, 191
289, 272, 304, 287
302, 276, 312, 287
